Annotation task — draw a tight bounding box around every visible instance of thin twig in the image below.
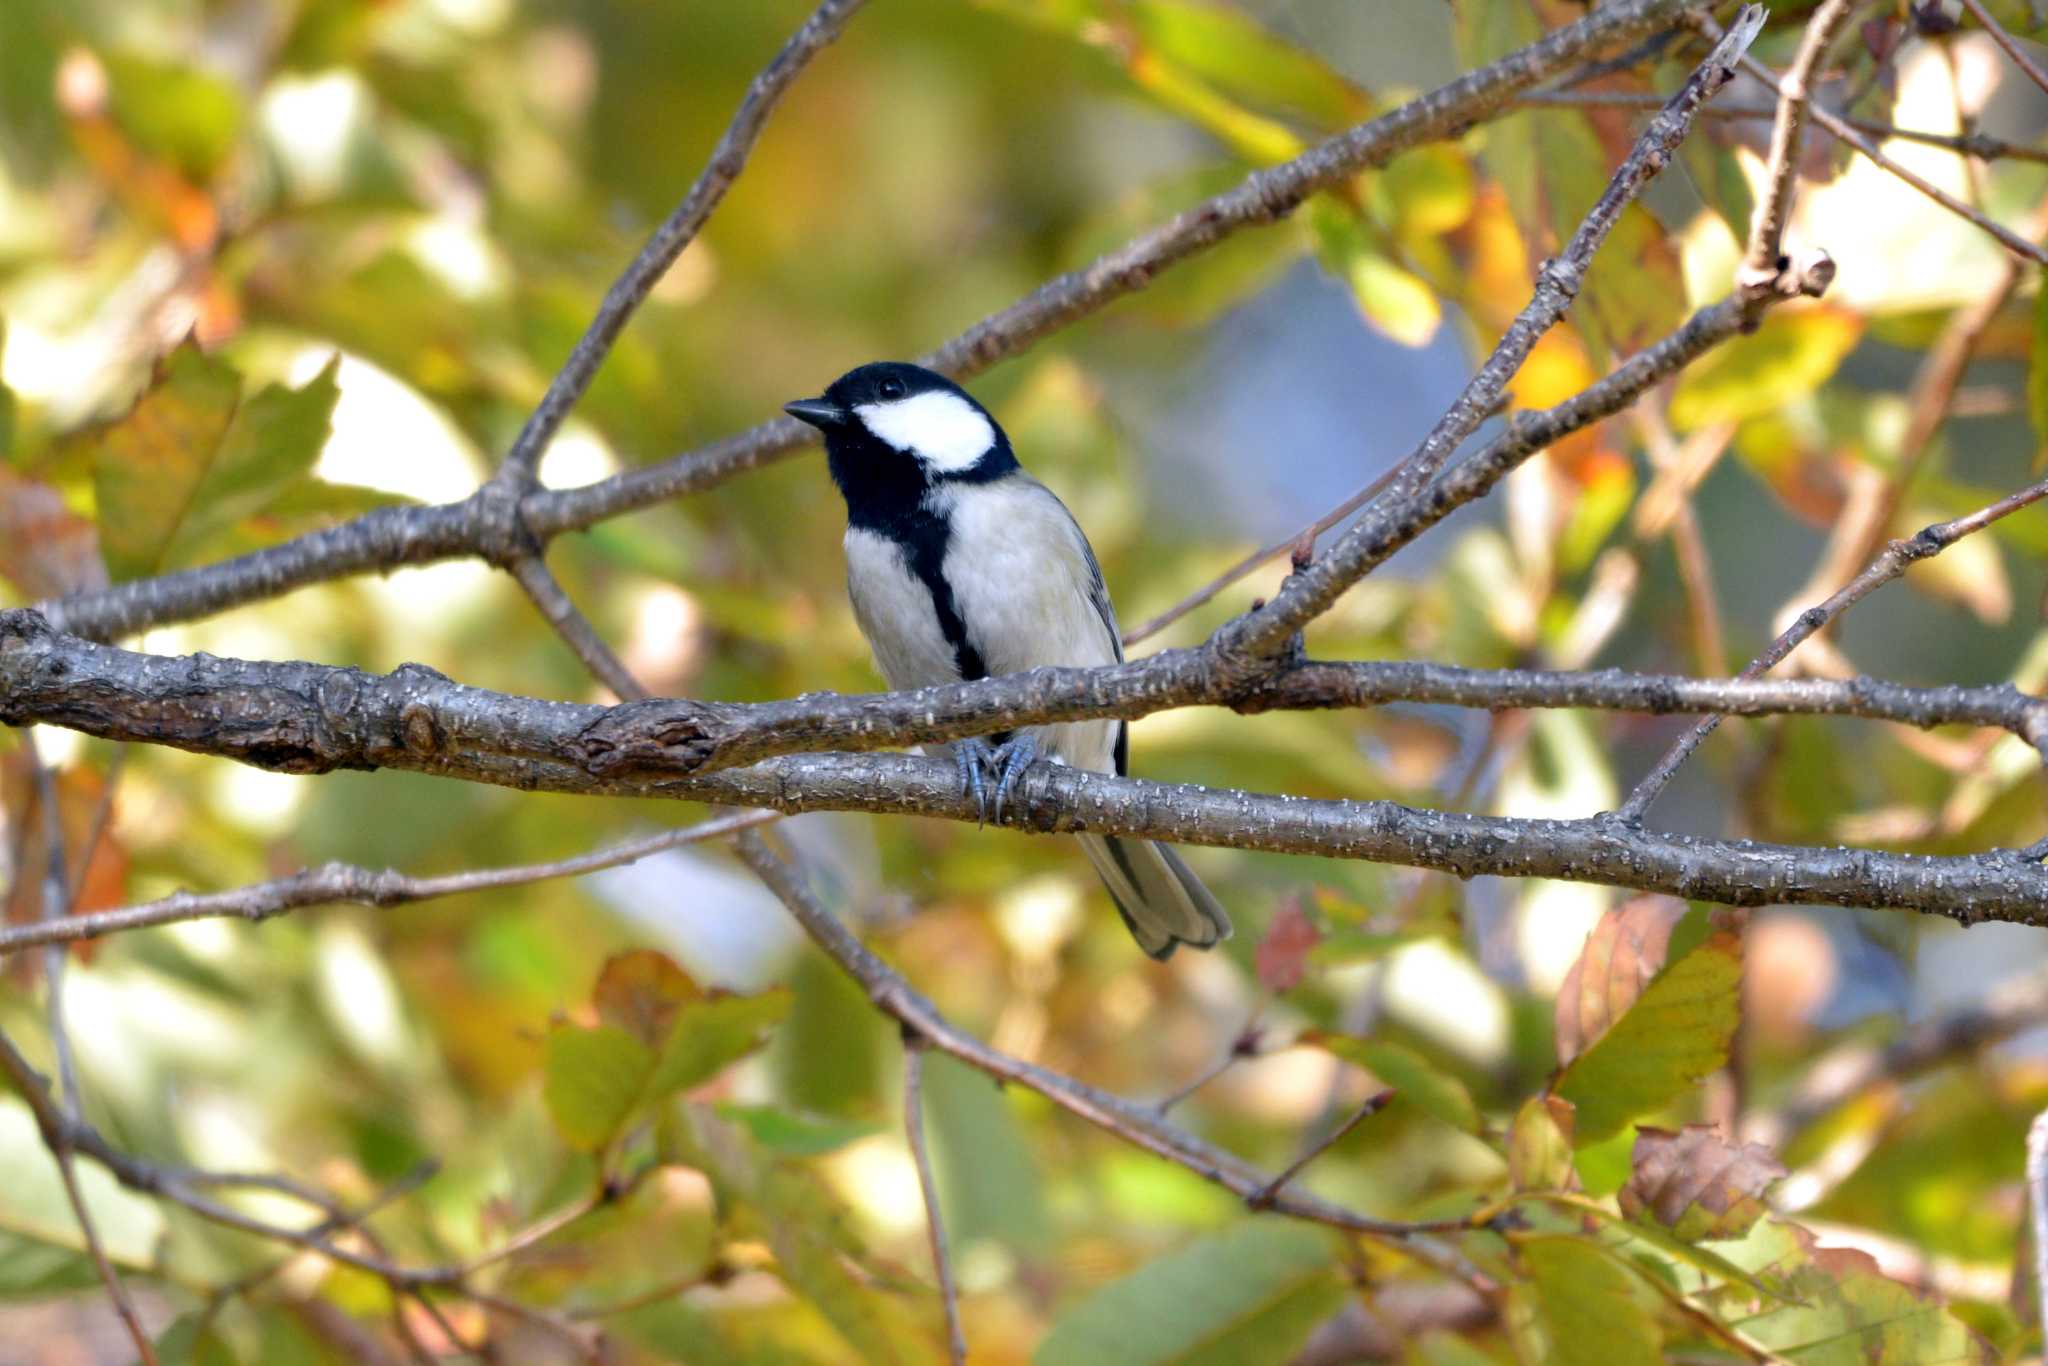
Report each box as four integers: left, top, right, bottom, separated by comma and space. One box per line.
2029, 1109, 2048, 1325
1958, 0, 2048, 99
506, 554, 651, 702
903, 1035, 966, 1366
1214, 10, 1768, 660
729, 833, 1488, 1272
1619, 476, 2048, 820
1394, 8, 1763, 513
1247, 1090, 1396, 1211
24, 740, 158, 1365
1703, 13, 2048, 267
1154, 1017, 1267, 1116
1123, 466, 1398, 647
496, 0, 870, 485
0, 809, 779, 955
1518, 90, 2048, 165
39, 0, 1713, 644
1750, 959, 2048, 1149
1741, 0, 1862, 291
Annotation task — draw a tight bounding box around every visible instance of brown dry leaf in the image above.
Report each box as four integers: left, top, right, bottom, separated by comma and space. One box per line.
1254, 896, 1322, 993
593, 948, 703, 1049
0, 469, 107, 600
1554, 895, 1685, 1064
1619, 1125, 1785, 1242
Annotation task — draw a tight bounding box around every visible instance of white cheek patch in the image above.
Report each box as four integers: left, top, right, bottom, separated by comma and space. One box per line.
855, 390, 995, 473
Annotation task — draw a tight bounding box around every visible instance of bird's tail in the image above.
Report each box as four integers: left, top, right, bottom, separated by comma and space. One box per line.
1077, 834, 1232, 960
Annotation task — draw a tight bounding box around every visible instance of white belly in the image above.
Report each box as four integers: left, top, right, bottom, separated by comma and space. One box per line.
937, 480, 1121, 773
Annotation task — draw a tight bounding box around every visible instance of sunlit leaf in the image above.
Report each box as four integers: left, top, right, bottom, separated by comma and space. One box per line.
1669, 307, 1863, 430
1702, 1219, 1992, 1363
1553, 929, 1743, 1146
83, 342, 241, 580
1554, 896, 1684, 1065
1304, 1033, 1480, 1136
102, 50, 246, 182
1034, 1221, 1343, 1365
543, 1023, 654, 1152
155, 1312, 240, 1366
1128, 1, 1371, 130
1517, 1236, 1662, 1366
163, 356, 340, 568
1307, 199, 1443, 347
644, 989, 792, 1099
715, 1103, 880, 1157
1619, 1125, 1784, 1241
1508, 1095, 1575, 1191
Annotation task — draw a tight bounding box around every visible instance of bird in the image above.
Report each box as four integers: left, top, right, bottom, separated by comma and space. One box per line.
785, 361, 1231, 959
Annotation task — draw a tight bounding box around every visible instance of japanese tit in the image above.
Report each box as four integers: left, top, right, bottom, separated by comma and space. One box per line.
785, 362, 1231, 959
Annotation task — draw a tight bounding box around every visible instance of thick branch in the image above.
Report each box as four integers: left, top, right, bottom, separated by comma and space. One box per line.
40, 0, 1704, 643
8, 613, 2048, 922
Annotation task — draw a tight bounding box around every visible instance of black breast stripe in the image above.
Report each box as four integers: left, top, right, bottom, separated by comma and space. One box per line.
899, 517, 988, 683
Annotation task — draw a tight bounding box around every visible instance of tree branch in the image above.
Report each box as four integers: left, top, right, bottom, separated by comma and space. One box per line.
728, 833, 1487, 1272
1518, 90, 2048, 166
38, 0, 1708, 644
901, 1036, 966, 1366
0, 808, 778, 955
1618, 475, 2048, 820
1741, 0, 1861, 292
495, 0, 869, 485
8, 612, 2048, 921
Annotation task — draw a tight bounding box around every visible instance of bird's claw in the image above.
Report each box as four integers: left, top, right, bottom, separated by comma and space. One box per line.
953, 735, 1042, 825
954, 738, 997, 826
989, 734, 1039, 825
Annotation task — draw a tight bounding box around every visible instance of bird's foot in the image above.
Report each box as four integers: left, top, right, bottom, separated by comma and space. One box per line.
954, 738, 998, 826
988, 734, 1041, 825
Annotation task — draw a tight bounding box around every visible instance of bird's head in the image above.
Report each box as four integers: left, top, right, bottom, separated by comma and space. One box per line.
786, 363, 1016, 501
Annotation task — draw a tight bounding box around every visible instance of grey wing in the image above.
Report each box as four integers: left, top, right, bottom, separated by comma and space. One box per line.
1056, 497, 1131, 777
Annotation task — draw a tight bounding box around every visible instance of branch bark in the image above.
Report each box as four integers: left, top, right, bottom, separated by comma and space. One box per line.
9, 610, 2048, 922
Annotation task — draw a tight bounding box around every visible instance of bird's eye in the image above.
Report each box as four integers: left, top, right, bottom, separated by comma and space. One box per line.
877, 378, 906, 400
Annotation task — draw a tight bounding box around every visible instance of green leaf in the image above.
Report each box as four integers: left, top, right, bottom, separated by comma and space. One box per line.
644, 989, 792, 1099
1307, 199, 1442, 347
156, 1312, 241, 1366
925, 1051, 1052, 1253
1706, 1219, 1992, 1363
1518, 1236, 1662, 1366
1034, 1221, 1343, 1365
1553, 930, 1743, 1146
1669, 308, 1862, 430
1508, 1095, 1575, 1191
1128, 1, 1370, 130
103, 51, 247, 182
85, 342, 242, 580
1525, 1192, 1786, 1302
543, 1023, 654, 1152
1307, 1034, 1480, 1135
714, 1103, 880, 1157
163, 356, 340, 567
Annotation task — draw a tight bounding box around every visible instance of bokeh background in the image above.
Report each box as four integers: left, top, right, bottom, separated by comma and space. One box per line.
5, 0, 2048, 1360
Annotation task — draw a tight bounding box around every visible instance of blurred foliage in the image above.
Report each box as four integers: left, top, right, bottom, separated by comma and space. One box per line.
1, 0, 2047, 1360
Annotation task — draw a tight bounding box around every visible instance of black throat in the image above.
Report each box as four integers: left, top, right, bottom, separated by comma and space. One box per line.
824, 427, 1018, 685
